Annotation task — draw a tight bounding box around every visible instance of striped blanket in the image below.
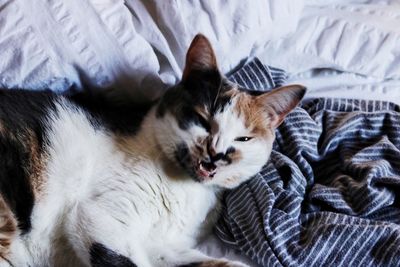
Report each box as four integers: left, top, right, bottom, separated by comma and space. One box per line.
218, 59, 400, 267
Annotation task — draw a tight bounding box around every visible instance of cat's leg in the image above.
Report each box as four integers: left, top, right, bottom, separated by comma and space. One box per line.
156, 248, 250, 267
65, 201, 152, 267
65, 201, 249, 267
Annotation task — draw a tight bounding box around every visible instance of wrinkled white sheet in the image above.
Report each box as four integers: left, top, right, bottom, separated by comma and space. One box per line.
0, 0, 303, 101
260, 0, 400, 79
1, 1, 399, 266
258, 0, 400, 105
288, 69, 400, 105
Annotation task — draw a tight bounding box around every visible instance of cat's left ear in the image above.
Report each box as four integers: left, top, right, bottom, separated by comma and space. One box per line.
183, 34, 217, 78
182, 34, 221, 87
256, 85, 307, 128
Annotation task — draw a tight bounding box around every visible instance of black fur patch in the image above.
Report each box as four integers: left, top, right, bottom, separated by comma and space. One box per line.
156, 69, 233, 131
174, 143, 191, 170
183, 69, 222, 112
156, 86, 200, 130
90, 243, 137, 267
0, 89, 57, 233
174, 143, 202, 181
0, 89, 151, 235
0, 136, 35, 233
69, 91, 152, 134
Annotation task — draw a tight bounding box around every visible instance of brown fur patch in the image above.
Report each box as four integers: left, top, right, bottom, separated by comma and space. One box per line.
1, 127, 47, 198
254, 85, 306, 128
0, 195, 17, 258
23, 129, 47, 197
234, 93, 271, 137
197, 261, 231, 267
193, 105, 209, 118
229, 149, 242, 163
233, 85, 306, 135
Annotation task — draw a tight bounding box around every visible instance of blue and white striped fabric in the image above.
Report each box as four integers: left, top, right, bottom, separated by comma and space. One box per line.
219, 59, 400, 267
229, 58, 287, 90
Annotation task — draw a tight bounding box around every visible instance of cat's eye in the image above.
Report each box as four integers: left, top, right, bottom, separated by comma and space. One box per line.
235, 136, 253, 142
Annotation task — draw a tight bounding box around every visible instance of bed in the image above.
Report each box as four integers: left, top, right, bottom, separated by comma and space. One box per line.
1, 0, 399, 266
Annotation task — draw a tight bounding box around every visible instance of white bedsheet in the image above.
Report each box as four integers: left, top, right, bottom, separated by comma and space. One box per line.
288, 70, 400, 105
0, 1, 399, 266
0, 0, 302, 101
257, 0, 400, 105
2, 0, 398, 104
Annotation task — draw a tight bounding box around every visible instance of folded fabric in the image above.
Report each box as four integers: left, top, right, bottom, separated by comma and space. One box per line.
218, 61, 400, 266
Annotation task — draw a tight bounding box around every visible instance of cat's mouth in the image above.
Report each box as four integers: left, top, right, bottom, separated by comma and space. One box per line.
174, 143, 218, 182
195, 160, 217, 181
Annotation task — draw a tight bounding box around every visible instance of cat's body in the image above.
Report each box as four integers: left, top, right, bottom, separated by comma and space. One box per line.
1, 94, 218, 267
0, 35, 305, 267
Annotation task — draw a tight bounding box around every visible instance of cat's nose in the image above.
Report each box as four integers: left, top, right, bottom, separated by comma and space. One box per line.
209, 135, 225, 155
199, 160, 216, 172
206, 142, 235, 164
210, 152, 224, 162
207, 144, 224, 162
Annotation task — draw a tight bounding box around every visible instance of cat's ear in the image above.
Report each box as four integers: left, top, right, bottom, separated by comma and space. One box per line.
256, 85, 306, 128
182, 34, 221, 91
183, 34, 218, 80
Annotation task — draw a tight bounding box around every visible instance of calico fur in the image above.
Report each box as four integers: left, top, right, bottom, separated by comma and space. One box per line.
0, 34, 305, 267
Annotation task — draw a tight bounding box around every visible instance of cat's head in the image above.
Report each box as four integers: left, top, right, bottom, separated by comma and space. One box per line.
154, 34, 305, 189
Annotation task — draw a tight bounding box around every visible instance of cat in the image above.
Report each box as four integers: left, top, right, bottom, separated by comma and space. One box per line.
0, 34, 305, 267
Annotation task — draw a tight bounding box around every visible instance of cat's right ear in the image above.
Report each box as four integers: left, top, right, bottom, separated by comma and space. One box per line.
256, 85, 307, 128
182, 34, 221, 88
182, 34, 218, 79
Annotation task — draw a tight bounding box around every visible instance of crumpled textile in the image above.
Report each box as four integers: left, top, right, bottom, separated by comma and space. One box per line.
0, 0, 303, 101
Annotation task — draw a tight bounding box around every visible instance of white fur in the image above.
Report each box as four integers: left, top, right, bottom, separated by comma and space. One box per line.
154, 96, 273, 189
209, 97, 272, 188
3, 101, 251, 267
